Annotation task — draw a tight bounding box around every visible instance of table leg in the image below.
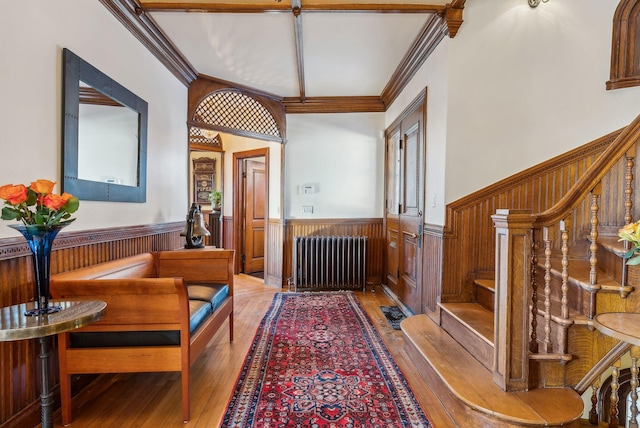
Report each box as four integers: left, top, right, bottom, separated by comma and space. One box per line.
39, 336, 53, 428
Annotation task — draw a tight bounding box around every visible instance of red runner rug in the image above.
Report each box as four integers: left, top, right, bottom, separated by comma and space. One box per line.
221, 292, 432, 427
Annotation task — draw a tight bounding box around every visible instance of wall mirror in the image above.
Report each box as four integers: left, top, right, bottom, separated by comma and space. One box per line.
62, 48, 148, 202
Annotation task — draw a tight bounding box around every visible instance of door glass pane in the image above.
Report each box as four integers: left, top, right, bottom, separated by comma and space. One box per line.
403, 123, 419, 214
387, 130, 401, 215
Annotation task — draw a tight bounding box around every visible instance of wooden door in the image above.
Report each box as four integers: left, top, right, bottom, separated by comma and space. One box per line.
243, 159, 265, 274
385, 101, 425, 314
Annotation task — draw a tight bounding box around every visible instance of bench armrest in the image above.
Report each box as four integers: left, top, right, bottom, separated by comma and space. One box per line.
158, 248, 234, 295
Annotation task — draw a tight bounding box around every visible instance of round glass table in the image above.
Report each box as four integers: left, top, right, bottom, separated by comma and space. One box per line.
0, 300, 106, 428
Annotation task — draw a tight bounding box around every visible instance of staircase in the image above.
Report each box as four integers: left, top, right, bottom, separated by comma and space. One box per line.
400, 113, 640, 427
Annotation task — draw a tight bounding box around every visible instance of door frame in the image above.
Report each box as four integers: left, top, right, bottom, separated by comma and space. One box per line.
232, 148, 269, 274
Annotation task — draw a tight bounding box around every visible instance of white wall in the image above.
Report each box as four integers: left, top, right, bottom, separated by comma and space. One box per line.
285, 113, 385, 219
387, 0, 640, 227
0, 0, 188, 238
447, 0, 640, 204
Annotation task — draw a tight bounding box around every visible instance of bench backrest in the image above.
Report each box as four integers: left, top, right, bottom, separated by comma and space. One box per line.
52, 253, 158, 280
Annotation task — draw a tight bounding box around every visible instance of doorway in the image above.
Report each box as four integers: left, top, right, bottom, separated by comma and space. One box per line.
233, 148, 269, 276
384, 90, 427, 314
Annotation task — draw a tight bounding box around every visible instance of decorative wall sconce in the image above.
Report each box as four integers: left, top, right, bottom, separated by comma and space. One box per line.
528, 0, 549, 7
180, 203, 211, 248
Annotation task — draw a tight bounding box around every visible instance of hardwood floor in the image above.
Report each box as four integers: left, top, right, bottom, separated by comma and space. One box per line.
47, 276, 453, 427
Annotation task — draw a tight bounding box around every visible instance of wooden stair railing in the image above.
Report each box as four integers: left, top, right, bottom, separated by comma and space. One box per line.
492, 112, 640, 392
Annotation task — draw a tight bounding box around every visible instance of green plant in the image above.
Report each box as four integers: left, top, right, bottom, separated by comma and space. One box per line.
208, 190, 222, 208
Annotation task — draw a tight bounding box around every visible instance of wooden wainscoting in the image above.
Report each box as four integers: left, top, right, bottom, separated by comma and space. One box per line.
266, 219, 284, 287
441, 128, 626, 303
283, 218, 384, 288
422, 224, 444, 317
0, 222, 182, 428
222, 215, 233, 250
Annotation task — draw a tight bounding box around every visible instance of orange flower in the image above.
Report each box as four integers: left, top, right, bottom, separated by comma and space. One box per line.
1, 179, 79, 227
0, 184, 28, 205
29, 179, 55, 195
42, 194, 68, 211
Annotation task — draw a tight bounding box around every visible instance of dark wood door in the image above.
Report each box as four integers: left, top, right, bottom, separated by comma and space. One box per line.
243, 159, 265, 274
385, 102, 425, 314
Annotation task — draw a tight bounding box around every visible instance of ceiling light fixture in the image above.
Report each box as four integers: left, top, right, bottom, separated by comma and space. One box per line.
199, 128, 217, 140
528, 0, 549, 7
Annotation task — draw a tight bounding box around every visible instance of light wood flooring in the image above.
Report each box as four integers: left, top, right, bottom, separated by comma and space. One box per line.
46, 276, 454, 427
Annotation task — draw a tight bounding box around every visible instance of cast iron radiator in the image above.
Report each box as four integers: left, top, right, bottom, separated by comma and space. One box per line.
292, 235, 367, 292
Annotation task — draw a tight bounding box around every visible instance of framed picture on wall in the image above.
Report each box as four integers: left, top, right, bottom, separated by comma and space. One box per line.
193, 157, 216, 204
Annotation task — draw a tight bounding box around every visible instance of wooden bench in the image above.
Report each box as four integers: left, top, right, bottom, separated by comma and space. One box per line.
50, 247, 234, 425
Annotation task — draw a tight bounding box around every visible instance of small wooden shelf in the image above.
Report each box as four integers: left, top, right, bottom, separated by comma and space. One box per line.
594, 312, 640, 346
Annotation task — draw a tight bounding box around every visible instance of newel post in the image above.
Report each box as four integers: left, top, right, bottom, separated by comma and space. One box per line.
492, 209, 535, 391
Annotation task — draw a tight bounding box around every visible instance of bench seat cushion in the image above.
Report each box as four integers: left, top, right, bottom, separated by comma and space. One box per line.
187, 283, 229, 312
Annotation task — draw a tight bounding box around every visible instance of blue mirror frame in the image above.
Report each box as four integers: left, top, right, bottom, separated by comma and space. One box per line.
62, 48, 147, 202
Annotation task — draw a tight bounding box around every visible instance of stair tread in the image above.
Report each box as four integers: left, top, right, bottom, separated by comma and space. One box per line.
474, 278, 495, 292
595, 235, 627, 257
439, 302, 494, 344
543, 258, 622, 289
402, 314, 584, 426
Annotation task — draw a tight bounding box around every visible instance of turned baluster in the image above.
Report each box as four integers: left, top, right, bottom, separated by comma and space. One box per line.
622, 154, 635, 290
543, 227, 552, 353
589, 377, 600, 425
630, 347, 640, 428
560, 221, 569, 320
530, 239, 539, 353
610, 360, 621, 428
556, 221, 570, 354
589, 187, 600, 286
625, 153, 635, 227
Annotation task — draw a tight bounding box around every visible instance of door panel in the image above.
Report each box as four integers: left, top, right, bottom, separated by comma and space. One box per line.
243, 159, 265, 273
386, 219, 400, 295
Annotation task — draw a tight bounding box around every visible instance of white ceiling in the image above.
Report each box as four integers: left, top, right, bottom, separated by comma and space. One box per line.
146, 4, 444, 98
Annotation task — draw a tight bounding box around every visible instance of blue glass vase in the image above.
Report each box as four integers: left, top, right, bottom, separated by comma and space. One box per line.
9, 223, 67, 316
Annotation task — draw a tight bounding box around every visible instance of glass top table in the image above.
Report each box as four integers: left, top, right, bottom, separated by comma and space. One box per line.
0, 300, 106, 341
0, 300, 106, 428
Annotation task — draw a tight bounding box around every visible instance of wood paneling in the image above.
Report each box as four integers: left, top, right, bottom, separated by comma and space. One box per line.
441, 129, 624, 304
0, 222, 182, 428
266, 219, 284, 287
283, 219, 384, 287
422, 224, 444, 316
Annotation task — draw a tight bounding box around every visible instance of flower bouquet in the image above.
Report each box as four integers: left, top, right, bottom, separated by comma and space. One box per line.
618, 220, 640, 265
0, 179, 79, 315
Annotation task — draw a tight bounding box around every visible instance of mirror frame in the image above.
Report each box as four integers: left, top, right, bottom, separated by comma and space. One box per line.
62, 48, 148, 202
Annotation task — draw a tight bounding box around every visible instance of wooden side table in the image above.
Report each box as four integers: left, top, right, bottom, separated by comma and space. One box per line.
0, 300, 106, 428
593, 312, 640, 346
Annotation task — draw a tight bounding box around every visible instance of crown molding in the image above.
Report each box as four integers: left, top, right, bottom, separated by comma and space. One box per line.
99, 0, 197, 86
102, 0, 465, 111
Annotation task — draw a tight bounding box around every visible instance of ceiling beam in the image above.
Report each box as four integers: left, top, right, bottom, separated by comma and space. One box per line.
291, 1, 306, 102
140, 2, 447, 14
282, 96, 385, 114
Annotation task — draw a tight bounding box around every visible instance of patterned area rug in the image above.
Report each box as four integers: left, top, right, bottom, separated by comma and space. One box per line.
380, 306, 407, 330
221, 292, 432, 427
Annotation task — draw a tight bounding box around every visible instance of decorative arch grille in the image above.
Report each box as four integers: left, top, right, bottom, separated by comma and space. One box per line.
193, 90, 281, 140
